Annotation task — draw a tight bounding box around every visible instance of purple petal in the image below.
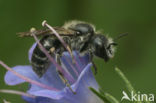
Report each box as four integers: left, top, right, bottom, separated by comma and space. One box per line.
61, 51, 90, 77
36, 97, 65, 103
4, 65, 38, 85
26, 64, 103, 103
22, 96, 36, 103
28, 64, 65, 92
60, 63, 102, 103
28, 89, 63, 100
4, 64, 65, 90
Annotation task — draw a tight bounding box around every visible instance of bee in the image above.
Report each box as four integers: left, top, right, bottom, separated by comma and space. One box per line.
18, 20, 119, 77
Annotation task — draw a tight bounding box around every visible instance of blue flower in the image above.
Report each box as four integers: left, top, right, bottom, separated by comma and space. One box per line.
4, 43, 103, 103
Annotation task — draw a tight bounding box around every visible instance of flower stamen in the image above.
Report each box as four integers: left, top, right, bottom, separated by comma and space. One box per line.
0, 89, 36, 98
0, 60, 59, 91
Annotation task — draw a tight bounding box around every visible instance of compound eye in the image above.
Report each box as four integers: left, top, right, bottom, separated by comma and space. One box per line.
74, 23, 93, 35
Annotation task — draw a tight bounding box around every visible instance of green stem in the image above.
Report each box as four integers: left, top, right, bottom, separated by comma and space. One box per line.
115, 67, 151, 103
89, 87, 110, 103
104, 92, 120, 103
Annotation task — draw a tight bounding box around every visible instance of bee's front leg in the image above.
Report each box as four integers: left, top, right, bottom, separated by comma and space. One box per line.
55, 53, 76, 94
88, 51, 97, 75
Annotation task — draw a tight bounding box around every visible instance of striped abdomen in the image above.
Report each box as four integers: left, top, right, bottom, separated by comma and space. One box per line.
31, 35, 61, 77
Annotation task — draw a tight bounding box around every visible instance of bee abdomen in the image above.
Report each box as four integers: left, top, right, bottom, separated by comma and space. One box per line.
31, 46, 50, 77
31, 36, 59, 77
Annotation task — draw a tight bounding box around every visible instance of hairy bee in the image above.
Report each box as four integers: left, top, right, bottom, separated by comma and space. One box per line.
19, 21, 117, 77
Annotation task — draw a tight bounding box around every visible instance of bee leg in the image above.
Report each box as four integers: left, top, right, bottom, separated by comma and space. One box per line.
55, 54, 76, 94
57, 70, 76, 94
55, 53, 61, 65
91, 60, 97, 75
67, 46, 75, 64
89, 52, 97, 75
49, 47, 55, 54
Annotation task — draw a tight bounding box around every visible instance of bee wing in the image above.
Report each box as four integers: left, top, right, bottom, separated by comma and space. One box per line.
17, 27, 75, 37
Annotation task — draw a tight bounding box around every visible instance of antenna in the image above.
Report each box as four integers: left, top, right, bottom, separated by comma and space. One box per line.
107, 33, 128, 49
114, 32, 128, 41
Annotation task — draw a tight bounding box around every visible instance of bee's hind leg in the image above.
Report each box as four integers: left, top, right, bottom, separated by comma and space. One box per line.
55, 53, 76, 94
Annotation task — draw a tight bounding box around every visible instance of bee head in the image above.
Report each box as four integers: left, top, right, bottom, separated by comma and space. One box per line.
91, 34, 117, 62
63, 20, 95, 35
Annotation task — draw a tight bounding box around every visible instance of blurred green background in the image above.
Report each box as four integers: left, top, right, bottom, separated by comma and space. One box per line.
0, 0, 156, 102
